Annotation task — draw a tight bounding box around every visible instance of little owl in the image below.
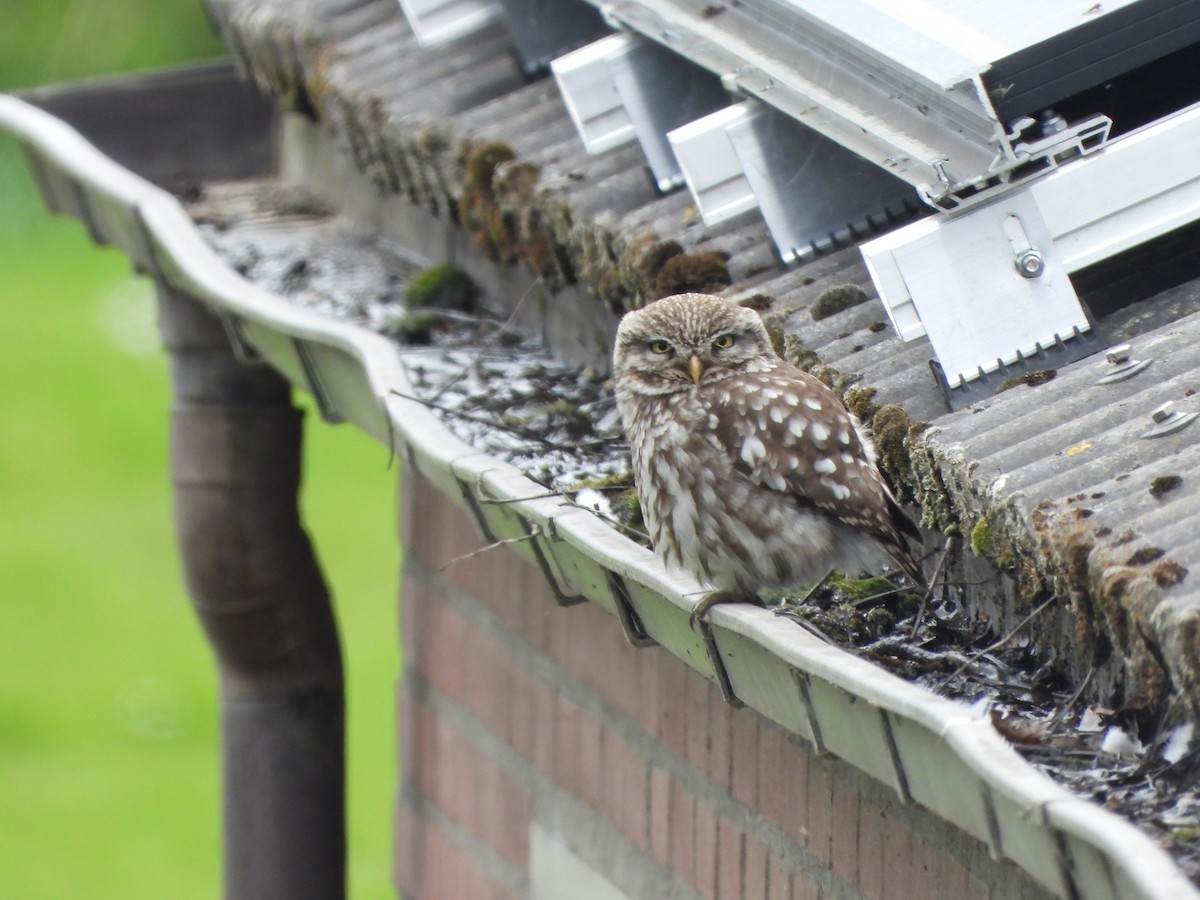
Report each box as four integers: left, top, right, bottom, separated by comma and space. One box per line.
613, 292, 925, 623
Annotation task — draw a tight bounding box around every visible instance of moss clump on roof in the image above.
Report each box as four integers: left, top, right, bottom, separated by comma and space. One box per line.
810, 284, 868, 321
997, 369, 1058, 392
653, 250, 731, 298
405, 263, 477, 312
1149, 474, 1183, 499
970, 517, 994, 557
844, 385, 880, 423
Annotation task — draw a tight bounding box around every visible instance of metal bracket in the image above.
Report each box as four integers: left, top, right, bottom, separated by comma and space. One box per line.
397, 0, 502, 46
496, 0, 611, 76
698, 619, 744, 708
293, 339, 344, 423
553, 32, 731, 191
865, 190, 1095, 404
930, 326, 1103, 411
219, 312, 265, 366
527, 517, 588, 607
604, 571, 657, 647
670, 101, 917, 263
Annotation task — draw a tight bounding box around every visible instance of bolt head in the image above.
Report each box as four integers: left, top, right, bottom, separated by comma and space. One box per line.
1106, 344, 1133, 364
1015, 249, 1044, 278
1152, 401, 1175, 424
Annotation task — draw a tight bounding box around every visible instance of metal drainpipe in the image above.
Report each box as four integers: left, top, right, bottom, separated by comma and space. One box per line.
156, 278, 346, 899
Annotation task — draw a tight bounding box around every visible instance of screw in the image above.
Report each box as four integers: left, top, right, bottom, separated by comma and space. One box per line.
1040, 110, 1068, 137
1152, 402, 1175, 424
1015, 248, 1044, 278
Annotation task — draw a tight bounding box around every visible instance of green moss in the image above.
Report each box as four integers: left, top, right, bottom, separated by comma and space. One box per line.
737, 293, 776, 312
810, 284, 868, 321
829, 573, 895, 601
782, 334, 820, 370
404, 263, 477, 311
653, 250, 732, 298
1149, 474, 1183, 499
464, 141, 516, 195
970, 517, 993, 557
997, 369, 1057, 392
844, 386, 880, 423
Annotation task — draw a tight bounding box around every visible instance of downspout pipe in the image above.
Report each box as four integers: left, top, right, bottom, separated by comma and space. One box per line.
157, 279, 346, 899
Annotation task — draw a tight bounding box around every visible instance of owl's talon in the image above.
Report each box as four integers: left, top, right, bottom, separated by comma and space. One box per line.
688, 590, 744, 630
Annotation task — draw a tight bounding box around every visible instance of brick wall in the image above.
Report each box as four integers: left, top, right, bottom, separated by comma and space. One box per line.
396, 472, 1049, 900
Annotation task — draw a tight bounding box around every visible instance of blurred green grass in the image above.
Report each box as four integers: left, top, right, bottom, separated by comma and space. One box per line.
1, 3, 399, 897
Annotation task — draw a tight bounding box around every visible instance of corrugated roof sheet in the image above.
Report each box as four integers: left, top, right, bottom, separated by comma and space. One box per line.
203, 0, 1200, 712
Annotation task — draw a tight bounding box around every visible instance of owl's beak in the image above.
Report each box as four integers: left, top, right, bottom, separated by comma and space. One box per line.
688, 355, 704, 384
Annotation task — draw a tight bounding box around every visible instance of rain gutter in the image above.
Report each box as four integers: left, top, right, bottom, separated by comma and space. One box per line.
1, 66, 1195, 899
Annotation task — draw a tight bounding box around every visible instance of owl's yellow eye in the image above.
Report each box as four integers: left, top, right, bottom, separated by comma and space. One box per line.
712, 333, 737, 350
648, 339, 673, 354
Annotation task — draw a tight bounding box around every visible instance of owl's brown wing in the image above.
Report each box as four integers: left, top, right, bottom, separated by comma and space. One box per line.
707, 365, 925, 584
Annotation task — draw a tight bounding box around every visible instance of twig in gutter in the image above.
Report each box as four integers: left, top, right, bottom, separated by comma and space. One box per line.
389, 389, 560, 447
909, 538, 955, 638
943, 595, 1057, 682
1044, 666, 1095, 735
428, 278, 540, 403
438, 526, 541, 571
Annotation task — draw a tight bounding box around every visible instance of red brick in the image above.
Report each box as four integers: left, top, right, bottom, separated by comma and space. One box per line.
531, 678, 558, 776
417, 599, 469, 700
907, 832, 934, 899
756, 726, 787, 832
792, 859, 820, 900
419, 819, 513, 900
552, 693, 581, 794
707, 691, 733, 790
743, 835, 769, 899
601, 728, 650, 848
412, 702, 440, 801
692, 796, 719, 897
684, 668, 712, 773
506, 662, 538, 759
729, 709, 759, 808
409, 480, 479, 573
669, 780, 696, 885
830, 779, 861, 885
632, 646, 662, 738
412, 703, 530, 869
931, 847, 971, 898
522, 559, 559, 652
480, 756, 530, 869
767, 852, 794, 900
401, 571, 425, 664
589, 612, 643, 718
778, 738, 812, 850
881, 823, 913, 900
806, 762, 834, 866
857, 804, 887, 899
658, 652, 689, 753
398, 678, 416, 782
576, 707, 605, 810
716, 819, 743, 900
792, 866, 821, 900
394, 793, 420, 898
649, 766, 672, 867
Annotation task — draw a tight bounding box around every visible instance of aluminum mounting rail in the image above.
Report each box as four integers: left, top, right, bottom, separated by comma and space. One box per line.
864, 99, 1200, 403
